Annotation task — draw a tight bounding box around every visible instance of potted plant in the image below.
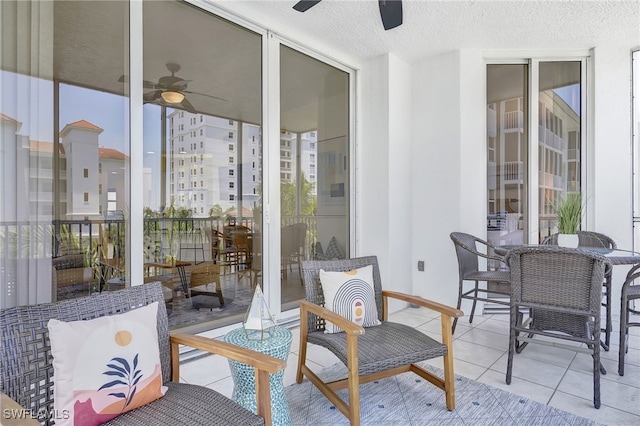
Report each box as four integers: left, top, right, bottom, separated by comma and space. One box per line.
553, 193, 583, 247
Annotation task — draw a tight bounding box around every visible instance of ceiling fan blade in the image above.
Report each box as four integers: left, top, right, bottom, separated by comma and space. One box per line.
143, 90, 162, 103
168, 80, 190, 91
378, 0, 402, 30
180, 97, 197, 114
293, 0, 321, 12
118, 75, 158, 89
182, 90, 228, 102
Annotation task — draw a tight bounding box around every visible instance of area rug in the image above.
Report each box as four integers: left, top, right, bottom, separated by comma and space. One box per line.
285, 362, 603, 426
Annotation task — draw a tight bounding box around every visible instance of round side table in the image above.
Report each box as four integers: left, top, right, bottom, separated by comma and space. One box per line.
223, 326, 292, 426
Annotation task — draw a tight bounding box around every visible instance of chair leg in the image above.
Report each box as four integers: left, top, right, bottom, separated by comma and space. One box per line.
453, 280, 463, 334
346, 334, 360, 426
619, 292, 628, 376
296, 321, 308, 384
593, 340, 601, 409
468, 281, 479, 324
506, 307, 517, 385
602, 270, 612, 350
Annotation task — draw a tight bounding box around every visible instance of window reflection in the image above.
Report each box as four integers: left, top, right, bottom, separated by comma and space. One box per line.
142, 1, 262, 332
280, 45, 350, 309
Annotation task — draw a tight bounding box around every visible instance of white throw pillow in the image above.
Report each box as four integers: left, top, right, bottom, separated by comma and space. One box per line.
319, 265, 381, 334
47, 302, 167, 426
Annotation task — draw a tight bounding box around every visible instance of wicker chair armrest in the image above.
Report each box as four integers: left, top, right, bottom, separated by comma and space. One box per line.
382, 291, 464, 318
456, 238, 506, 265
170, 334, 284, 426
299, 300, 365, 335
169, 334, 286, 375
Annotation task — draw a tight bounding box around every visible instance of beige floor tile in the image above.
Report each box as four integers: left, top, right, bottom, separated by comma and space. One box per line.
557, 369, 640, 415
550, 390, 640, 426
179, 353, 231, 386
204, 376, 235, 399
387, 310, 432, 328
455, 326, 509, 350
476, 368, 554, 405
490, 353, 567, 388
452, 338, 505, 368
304, 343, 341, 368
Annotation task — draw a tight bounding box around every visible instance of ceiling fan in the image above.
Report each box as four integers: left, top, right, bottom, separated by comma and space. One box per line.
293, 0, 403, 31
118, 63, 227, 114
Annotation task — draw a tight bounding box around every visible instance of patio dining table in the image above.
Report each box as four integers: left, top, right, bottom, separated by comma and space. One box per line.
494, 245, 640, 266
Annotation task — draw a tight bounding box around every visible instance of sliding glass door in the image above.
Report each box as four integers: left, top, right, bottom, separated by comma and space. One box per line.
486, 60, 583, 247
279, 45, 350, 310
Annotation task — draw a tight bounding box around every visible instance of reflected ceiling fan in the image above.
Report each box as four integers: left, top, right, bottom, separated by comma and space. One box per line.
293, 0, 403, 31
118, 63, 227, 114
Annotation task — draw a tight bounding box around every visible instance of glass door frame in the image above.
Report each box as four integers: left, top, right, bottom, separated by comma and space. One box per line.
485, 54, 591, 243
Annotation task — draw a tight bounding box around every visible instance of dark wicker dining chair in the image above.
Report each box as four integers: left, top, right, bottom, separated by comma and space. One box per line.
450, 232, 511, 333
505, 246, 609, 409
0, 282, 284, 426
619, 263, 640, 376
296, 256, 463, 425
542, 231, 617, 349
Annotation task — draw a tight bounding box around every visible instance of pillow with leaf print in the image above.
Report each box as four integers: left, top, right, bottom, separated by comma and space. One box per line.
47, 302, 167, 426
319, 265, 381, 334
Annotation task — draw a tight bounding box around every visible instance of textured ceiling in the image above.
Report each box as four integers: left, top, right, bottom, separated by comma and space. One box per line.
223, 0, 640, 64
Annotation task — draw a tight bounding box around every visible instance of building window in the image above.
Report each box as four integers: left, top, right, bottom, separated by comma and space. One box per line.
99, 163, 102, 173
84, 192, 89, 202
229, 182, 235, 189
228, 131, 233, 138
200, 193, 204, 201
98, 184, 102, 194
200, 141, 203, 148
229, 169, 234, 176
229, 119, 234, 125
229, 194, 235, 201
228, 144, 234, 151
83, 168, 89, 178
229, 157, 234, 164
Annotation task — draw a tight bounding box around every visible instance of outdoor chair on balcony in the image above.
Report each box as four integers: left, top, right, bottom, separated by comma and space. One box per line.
0, 282, 285, 426
542, 231, 617, 349
450, 232, 511, 333
505, 246, 609, 409
189, 261, 225, 309
281, 222, 307, 285
297, 256, 463, 425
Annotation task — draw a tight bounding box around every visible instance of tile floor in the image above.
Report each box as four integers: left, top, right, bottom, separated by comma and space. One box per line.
179, 307, 640, 426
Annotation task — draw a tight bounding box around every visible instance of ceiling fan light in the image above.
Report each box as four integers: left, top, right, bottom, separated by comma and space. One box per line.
161, 90, 184, 104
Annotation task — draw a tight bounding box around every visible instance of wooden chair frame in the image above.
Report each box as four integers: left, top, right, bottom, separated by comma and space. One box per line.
296, 256, 463, 425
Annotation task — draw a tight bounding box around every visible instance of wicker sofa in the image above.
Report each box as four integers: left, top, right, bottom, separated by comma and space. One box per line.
0, 282, 284, 425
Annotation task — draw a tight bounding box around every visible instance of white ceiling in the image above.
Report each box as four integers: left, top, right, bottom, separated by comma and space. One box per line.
223, 0, 640, 64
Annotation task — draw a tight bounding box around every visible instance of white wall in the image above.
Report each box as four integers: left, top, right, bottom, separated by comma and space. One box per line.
409, 51, 469, 308
358, 54, 414, 312
592, 46, 635, 250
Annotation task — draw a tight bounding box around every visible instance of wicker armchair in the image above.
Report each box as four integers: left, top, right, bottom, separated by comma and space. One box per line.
504, 246, 609, 409
296, 256, 463, 425
619, 263, 640, 376
0, 282, 285, 426
450, 232, 511, 333
542, 231, 616, 349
